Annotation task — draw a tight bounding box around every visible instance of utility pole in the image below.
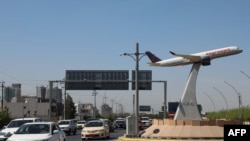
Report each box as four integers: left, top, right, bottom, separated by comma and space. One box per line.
1, 81, 5, 111
63, 85, 67, 120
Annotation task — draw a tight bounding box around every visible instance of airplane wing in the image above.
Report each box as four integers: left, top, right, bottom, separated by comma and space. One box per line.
170, 51, 201, 62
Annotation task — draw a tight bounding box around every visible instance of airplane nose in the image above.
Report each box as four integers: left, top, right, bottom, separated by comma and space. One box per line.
237, 47, 243, 53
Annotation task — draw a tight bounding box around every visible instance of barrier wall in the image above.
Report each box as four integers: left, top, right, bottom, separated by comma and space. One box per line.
140, 119, 243, 139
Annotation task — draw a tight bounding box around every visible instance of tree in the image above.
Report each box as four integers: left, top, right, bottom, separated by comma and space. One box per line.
0, 110, 12, 128
65, 94, 76, 119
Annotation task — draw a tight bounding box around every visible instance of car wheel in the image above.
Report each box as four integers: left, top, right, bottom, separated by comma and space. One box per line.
73, 128, 77, 135
107, 134, 110, 139
67, 131, 70, 135
106, 132, 110, 139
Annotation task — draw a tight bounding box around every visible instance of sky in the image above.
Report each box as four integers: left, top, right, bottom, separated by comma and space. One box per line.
0, 0, 250, 114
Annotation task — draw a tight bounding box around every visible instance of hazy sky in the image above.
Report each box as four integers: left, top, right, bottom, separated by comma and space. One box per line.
0, 0, 249, 114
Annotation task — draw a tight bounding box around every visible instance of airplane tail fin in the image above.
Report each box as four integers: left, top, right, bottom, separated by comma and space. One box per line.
145, 51, 162, 63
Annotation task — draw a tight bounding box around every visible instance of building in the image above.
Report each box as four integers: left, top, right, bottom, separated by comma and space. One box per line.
101, 104, 112, 118
4, 83, 21, 102
2, 84, 64, 121
75, 103, 93, 120
36, 85, 47, 99
4, 97, 56, 121
45, 87, 63, 103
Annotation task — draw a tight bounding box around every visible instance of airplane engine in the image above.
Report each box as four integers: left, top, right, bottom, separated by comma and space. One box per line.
201, 56, 211, 66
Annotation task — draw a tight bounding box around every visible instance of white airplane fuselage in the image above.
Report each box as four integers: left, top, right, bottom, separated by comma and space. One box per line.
148, 46, 243, 67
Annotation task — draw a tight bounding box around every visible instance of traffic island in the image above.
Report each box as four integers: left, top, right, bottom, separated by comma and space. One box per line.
119, 119, 243, 141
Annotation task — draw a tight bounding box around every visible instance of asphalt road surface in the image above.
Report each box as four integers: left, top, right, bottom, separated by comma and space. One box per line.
66, 128, 126, 141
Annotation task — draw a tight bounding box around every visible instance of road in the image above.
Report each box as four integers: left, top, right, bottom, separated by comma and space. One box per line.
66, 128, 126, 141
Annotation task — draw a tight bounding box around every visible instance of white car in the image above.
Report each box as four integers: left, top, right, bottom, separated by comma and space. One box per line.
6, 122, 66, 141
81, 120, 110, 140
77, 120, 86, 129
141, 117, 152, 128
0, 117, 42, 141
57, 119, 77, 135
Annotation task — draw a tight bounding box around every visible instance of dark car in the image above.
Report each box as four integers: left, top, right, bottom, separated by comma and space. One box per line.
113, 120, 126, 129
101, 119, 114, 132
138, 117, 143, 130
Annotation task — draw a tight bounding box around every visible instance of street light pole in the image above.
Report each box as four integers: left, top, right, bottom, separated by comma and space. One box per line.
92, 90, 97, 118
121, 43, 146, 136
203, 92, 216, 119
63, 85, 67, 120
135, 43, 139, 136
133, 94, 135, 116
224, 81, 242, 120
1, 81, 4, 111
213, 87, 229, 119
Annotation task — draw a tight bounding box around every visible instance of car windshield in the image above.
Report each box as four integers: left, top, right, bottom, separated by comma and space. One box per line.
7, 120, 34, 128
77, 121, 85, 124
15, 124, 50, 134
115, 120, 125, 124
85, 121, 103, 127
58, 121, 69, 125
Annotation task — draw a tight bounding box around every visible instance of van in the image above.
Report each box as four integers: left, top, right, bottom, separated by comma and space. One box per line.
0, 117, 42, 141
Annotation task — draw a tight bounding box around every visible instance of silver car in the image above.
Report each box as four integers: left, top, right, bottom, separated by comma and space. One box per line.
57, 119, 77, 135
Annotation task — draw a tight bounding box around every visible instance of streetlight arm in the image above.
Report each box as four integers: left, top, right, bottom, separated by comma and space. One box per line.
213, 86, 228, 108
203, 92, 216, 112
224, 81, 241, 96
241, 71, 250, 79
120, 53, 136, 61
139, 54, 147, 61
121, 52, 146, 61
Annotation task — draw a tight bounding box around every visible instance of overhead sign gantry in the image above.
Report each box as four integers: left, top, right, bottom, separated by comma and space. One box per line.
65, 70, 152, 90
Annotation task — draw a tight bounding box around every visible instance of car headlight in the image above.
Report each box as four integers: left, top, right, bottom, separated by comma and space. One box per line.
97, 129, 105, 132
62, 127, 70, 130
82, 130, 87, 133
4, 132, 12, 138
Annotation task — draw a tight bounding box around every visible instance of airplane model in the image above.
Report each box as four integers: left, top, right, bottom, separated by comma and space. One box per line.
145, 46, 243, 67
